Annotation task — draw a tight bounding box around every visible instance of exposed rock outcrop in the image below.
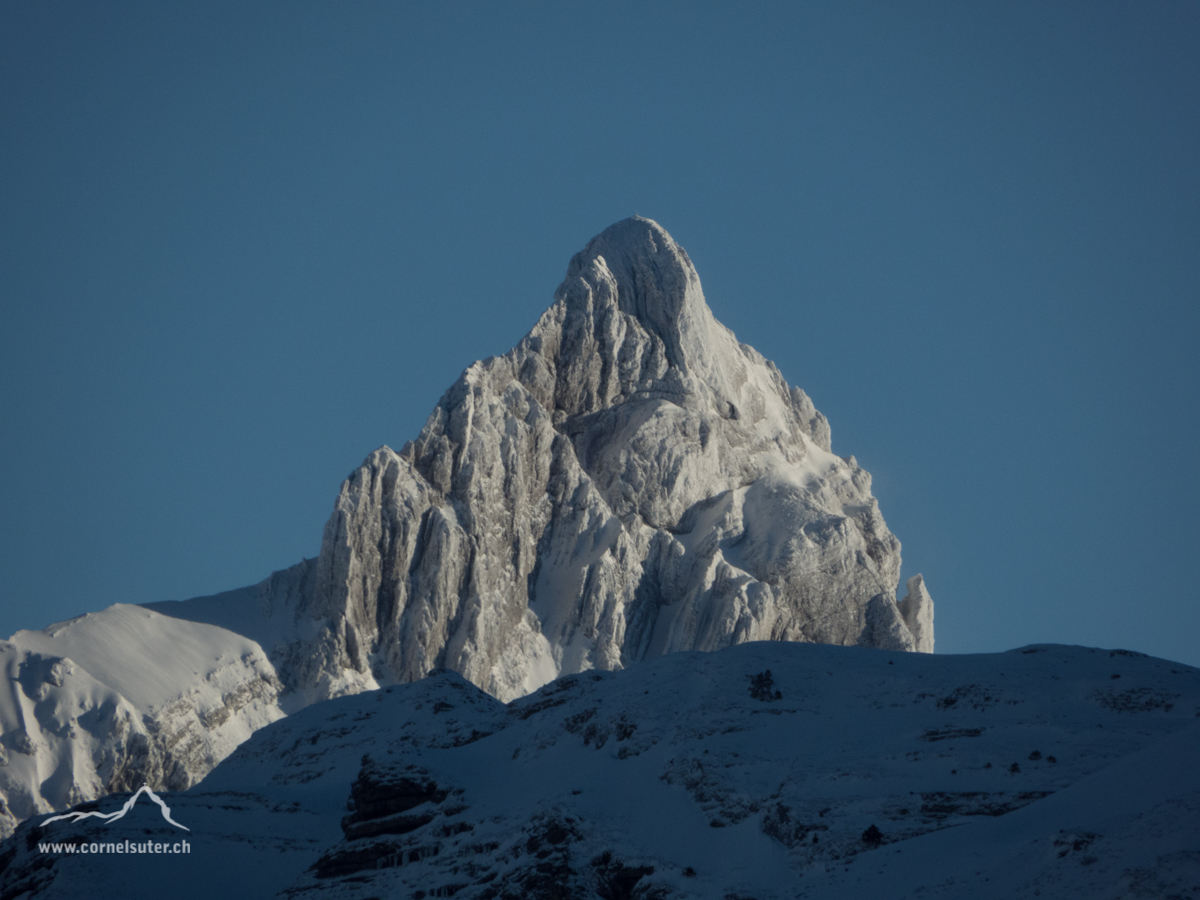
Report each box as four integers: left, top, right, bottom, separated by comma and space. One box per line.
899, 574, 936, 654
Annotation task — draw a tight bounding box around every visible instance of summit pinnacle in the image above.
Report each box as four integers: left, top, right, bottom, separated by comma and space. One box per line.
297, 216, 932, 700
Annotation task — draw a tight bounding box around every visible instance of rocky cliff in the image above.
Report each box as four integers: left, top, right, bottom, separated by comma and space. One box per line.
284, 216, 930, 701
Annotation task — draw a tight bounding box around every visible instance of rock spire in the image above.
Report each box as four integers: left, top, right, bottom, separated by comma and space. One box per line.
297, 217, 932, 700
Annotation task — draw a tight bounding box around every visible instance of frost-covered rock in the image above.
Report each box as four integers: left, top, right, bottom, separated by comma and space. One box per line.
286, 216, 925, 701
899, 574, 935, 653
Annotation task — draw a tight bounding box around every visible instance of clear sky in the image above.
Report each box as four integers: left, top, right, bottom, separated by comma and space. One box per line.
2, 2, 1198, 667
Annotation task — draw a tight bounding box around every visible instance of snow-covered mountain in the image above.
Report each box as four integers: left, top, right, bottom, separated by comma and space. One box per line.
0, 605, 284, 838
2, 640, 1196, 899
0, 217, 930, 837
157, 215, 931, 704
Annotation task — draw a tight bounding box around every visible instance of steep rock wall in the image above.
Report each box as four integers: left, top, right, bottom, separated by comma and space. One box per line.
299, 217, 927, 700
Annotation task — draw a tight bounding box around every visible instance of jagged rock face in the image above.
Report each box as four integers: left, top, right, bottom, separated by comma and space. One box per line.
303, 217, 927, 701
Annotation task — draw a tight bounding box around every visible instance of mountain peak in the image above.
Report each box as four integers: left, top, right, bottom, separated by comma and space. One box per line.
161, 223, 925, 705
565, 216, 690, 292
302, 219, 924, 699
555, 216, 709, 375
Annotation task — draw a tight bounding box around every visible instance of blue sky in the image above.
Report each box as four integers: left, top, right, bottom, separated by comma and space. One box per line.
2, 1, 1198, 666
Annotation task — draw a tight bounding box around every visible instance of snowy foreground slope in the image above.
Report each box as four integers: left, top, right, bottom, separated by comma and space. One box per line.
0, 217, 935, 837
2, 641, 1197, 899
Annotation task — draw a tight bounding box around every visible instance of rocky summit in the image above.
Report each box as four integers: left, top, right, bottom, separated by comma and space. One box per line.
287, 215, 932, 702
0, 218, 932, 836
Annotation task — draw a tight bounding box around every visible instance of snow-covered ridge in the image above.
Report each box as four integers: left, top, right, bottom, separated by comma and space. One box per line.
0, 605, 284, 838
2, 640, 1196, 899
